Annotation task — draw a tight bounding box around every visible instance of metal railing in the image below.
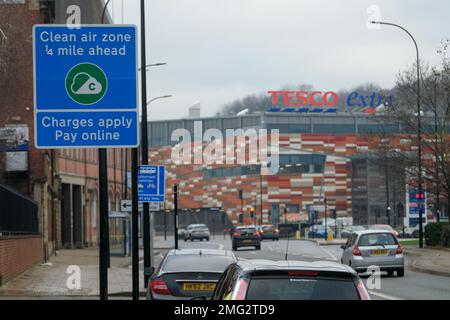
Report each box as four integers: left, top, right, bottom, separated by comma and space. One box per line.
0, 184, 39, 235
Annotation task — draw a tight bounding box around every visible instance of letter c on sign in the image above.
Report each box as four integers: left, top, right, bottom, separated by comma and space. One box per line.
310, 91, 323, 107
323, 92, 339, 107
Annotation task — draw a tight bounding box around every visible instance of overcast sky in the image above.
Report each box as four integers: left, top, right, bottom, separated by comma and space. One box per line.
108, 0, 449, 120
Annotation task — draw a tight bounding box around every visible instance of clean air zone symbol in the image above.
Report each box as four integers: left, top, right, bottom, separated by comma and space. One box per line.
65, 63, 108, 105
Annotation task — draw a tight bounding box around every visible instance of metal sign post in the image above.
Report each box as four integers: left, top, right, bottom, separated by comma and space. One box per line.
138, 165, 165, 288
33, 25, 139, 301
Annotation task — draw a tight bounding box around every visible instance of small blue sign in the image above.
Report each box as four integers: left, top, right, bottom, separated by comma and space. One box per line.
138, 165, 165, 203
33, 25, 138, 148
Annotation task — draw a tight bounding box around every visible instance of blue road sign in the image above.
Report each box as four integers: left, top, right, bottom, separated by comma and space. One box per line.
138, 165, 165, 203
33, 25, 138, 148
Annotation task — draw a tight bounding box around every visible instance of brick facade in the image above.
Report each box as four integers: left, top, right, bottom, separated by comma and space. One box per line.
0, 235, 43, 285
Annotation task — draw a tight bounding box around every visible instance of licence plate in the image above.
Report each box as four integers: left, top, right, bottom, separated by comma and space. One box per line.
371, 249, 388, 255
243, 240, 252, 243
183, 283, 216, 291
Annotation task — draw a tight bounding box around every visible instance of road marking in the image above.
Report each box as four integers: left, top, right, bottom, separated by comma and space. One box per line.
319, 247, 338, 261
368, 290, 405, 300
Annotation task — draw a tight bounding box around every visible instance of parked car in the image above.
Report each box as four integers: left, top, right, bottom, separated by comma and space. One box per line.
184, 224, 210, 242
341, 230, 404, 277
398, 225, 420, 238
308, 225, 333, 239
257, 224, 279, 241
232, 226, 261, 250
177, 228, 186, 240
210, 260, 370, 300
341, 226, 366, 239
368, 224, 399, 238
147, 249, 237, 300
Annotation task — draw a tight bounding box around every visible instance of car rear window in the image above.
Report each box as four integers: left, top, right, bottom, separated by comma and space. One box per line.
245, 277, 359, 300
358, 233, 398, 246
163, 255, 234, 272
236, 228, 256, 233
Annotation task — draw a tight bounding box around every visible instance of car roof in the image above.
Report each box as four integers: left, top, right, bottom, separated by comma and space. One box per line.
354, 229, 395, 236
167, 248, 234, 257
235, 259, 356, 274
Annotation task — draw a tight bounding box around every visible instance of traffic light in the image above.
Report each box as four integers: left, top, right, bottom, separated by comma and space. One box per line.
250, 207, 255, 219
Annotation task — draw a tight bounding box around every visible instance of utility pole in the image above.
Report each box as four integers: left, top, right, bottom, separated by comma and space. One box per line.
385, 151, 391, 226
259, 173, 263, 225
324, 197, 328, 240
433, 71, 441, 223
99, 149, 108, 300
239, 189, 243, 225
139, 0, 153, 290
131, 149, 139, 300
174, 185, 179, 250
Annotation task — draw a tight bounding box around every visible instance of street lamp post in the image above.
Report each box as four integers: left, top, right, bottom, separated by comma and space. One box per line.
433, 70, 441, 223
370, 20, 424, 248
142, 94, 172, 289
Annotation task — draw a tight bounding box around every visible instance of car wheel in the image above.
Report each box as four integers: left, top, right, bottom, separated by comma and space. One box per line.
397, 269, 405, 277
255, 245, 261, 250
190, 238, 194, 242
184, 238, 187, 242
387, 270, 394, 277
206, 237, 210, 241
232, 246, 237, 251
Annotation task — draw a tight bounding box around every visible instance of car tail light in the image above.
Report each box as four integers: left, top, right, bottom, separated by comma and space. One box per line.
356, 281, 371, 300
396, 245, 403, 254
254, 232, 260, 237
353, 245, 362, 256
232, 279, 249, 300
233, 232, 241, 237
150, 279, 171, 295
288, 271, 319, 277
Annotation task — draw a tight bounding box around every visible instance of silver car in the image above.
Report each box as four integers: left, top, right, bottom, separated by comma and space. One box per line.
184, 224, 210, 241
341, 230, 404, 277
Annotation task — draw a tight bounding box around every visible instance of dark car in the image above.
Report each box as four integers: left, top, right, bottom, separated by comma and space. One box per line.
211, 260, 370, 300
257, 224, 279, 241
232, 226, 261, 250
147, 249, 237, 300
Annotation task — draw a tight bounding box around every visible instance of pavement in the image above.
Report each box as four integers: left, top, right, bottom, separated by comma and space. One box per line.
404, 246, 450, 277
0, 247, 147, 298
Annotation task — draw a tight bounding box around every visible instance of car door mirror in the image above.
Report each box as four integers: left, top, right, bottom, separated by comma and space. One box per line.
340, 245, 346, 250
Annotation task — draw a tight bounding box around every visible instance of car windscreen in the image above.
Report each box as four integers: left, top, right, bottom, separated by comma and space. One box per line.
370, 225, 392, 231
262, 226, 275, 231
358, 233, 398, 246
162, 255, 234, 272
245, 277, 359, 300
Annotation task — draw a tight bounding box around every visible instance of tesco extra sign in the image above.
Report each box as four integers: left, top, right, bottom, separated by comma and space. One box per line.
267, 90, 394, 112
